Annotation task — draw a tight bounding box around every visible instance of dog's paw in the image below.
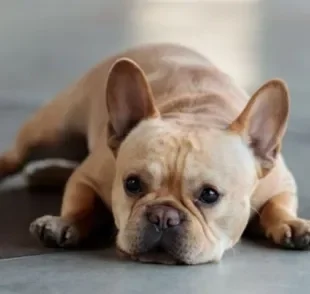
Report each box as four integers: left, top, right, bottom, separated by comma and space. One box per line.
266, 218, 310, 250
30, 215, 82, 248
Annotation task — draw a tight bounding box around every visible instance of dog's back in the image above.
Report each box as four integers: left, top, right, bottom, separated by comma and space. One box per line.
83, 43, 249, 147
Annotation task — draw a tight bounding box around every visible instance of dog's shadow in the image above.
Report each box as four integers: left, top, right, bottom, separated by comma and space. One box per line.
0, 176, 115, 259
0, 176, 290, 261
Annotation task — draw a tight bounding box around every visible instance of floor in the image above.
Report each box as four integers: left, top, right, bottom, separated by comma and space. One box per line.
1, 0, 310, 293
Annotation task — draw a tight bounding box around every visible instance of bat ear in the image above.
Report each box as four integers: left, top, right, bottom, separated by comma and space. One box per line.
230, 79, 289, 175
106, 58, 159, 152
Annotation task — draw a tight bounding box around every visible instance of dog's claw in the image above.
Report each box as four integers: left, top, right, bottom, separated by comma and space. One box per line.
282, 236, 295, 249
30, 215, 81, 248
267, 219, 310, 250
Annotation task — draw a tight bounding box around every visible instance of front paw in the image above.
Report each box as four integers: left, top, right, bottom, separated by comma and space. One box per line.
266, 218, 310, 250
30, 215, 82, 248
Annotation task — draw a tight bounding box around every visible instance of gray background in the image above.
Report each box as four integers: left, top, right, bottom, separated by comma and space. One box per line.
0, 0, 310, 293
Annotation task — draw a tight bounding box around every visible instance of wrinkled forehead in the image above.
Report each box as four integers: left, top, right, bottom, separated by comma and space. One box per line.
117, 119, 257, 191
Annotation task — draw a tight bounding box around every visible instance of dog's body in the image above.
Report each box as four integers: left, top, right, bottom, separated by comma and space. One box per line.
1, 43, 309, 264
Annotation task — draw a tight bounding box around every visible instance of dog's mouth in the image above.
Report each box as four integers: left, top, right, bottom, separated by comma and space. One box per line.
116, 220, 188, 265
116, 245, 184, 265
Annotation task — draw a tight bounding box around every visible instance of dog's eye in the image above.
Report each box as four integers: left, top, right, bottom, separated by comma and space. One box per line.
124, 175, 144, 196
198, 186, 220, 205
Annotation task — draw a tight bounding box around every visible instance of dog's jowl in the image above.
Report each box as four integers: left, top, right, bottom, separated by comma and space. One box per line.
1, 43, 309, 264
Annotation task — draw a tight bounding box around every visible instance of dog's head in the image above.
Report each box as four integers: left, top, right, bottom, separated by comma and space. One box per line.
105, 58, 289, 264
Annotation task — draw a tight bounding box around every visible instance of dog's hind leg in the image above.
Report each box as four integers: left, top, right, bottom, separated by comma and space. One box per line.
0, 95, 88, 182
0, 119, 61, 180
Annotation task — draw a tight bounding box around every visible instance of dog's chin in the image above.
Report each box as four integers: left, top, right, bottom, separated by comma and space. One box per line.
116, 246, 184, 265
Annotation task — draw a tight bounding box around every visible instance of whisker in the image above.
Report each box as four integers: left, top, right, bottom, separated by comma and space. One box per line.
250, 205, 261, 217
226, 240, 242, 259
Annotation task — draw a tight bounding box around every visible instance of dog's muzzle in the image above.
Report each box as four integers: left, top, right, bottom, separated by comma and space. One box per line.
138, 204, 185, 254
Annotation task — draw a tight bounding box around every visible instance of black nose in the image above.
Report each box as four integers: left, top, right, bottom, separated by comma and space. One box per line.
146, 205, 183, 230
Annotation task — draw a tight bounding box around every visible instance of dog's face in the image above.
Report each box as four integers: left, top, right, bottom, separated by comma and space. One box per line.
112, 121, 257, 264
105, 58, 289, 264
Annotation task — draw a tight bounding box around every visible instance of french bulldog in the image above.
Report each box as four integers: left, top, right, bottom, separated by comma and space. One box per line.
0, 43, 309, 265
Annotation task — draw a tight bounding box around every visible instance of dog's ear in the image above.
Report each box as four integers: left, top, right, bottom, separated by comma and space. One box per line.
230, 79, 289, 176
106, 58, 159, 152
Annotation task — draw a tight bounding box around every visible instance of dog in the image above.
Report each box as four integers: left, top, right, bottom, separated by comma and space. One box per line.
0, 43, 309, 265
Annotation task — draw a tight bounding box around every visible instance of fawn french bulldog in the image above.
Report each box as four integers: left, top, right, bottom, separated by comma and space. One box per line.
0, 43, 309, 264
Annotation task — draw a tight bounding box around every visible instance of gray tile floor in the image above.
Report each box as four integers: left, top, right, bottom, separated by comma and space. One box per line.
1, 0, 310, 293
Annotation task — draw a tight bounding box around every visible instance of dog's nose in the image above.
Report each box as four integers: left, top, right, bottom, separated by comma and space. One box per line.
146, 205, 182, 230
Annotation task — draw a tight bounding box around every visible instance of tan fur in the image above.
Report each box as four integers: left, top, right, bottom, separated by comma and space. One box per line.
1, 43, 309, 264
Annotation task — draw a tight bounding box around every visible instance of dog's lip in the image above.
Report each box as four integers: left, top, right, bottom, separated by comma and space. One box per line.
146, 245, 165, 254
115, 244, 164, 258
116, 245, 184, 265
